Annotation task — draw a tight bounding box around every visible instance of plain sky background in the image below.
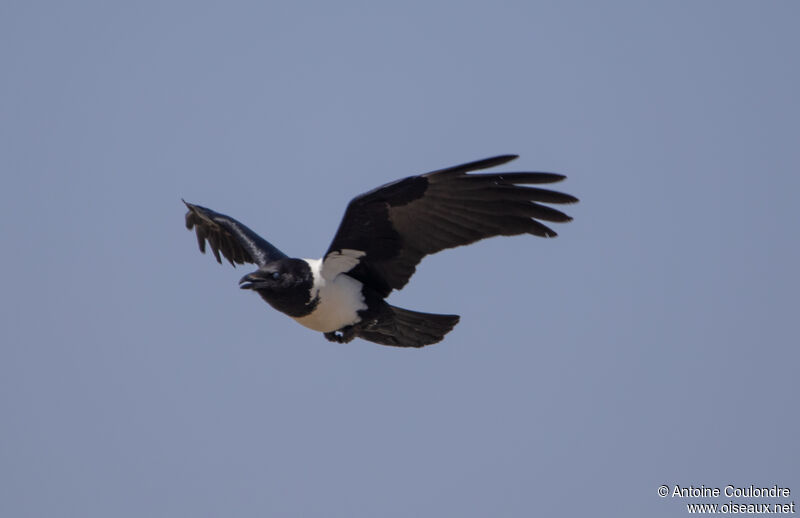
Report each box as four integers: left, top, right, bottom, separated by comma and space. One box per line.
1, 1, 798, 517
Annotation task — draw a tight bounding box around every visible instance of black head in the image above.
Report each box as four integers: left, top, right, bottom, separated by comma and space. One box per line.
238, 258, 315, 317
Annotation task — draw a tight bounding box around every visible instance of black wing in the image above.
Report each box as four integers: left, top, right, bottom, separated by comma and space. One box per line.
183, 200, 287, 267
324, 155, 578, 297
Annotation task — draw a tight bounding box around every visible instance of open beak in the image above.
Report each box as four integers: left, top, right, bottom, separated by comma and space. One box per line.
239, 272, 259, 290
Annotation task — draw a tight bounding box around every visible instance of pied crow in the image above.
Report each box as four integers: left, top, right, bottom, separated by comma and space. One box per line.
183, 155, 577, 348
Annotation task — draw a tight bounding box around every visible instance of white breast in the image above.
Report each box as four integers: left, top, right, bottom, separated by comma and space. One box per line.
291, 258, 367, 333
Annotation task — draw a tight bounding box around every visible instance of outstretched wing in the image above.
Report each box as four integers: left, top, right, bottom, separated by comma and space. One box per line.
323, 155, 578, 296
183, 200, 287, 267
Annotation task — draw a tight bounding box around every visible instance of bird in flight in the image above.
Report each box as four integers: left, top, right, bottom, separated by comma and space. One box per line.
183, 155, 577, 348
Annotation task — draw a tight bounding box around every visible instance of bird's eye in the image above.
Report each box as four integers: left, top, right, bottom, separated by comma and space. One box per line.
271, 272, 281, 280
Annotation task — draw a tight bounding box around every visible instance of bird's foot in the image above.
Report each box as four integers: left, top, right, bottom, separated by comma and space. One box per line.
324, 325, 358, 344
323, 331, 344, 343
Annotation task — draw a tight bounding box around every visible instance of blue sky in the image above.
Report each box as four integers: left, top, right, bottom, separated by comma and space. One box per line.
1, 2, 798, 516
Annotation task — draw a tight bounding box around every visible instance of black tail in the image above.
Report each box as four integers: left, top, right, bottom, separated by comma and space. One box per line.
357, 305, 460, 348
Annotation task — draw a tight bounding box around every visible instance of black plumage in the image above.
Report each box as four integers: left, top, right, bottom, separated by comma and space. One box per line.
184, 202, 286, 266
325, 154, 577, 297
183, 155, 577, 347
